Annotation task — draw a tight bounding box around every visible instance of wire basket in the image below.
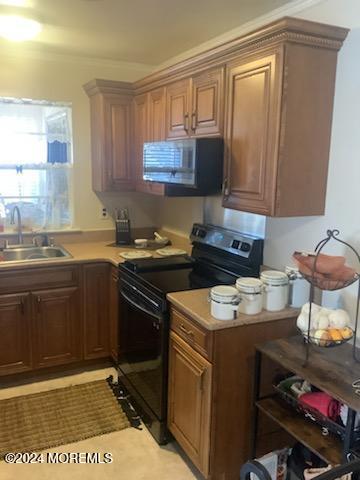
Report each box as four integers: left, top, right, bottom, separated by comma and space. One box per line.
274, 378, 346, 439
300, 327, 354, 347
300, 272, 359, 291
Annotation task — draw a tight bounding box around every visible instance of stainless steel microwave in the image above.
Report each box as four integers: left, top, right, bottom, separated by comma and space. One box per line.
143, 138, 223, 196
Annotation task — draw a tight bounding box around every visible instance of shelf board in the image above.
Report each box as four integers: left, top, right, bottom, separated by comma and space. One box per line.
256, 397, 342, 465
257, 336, 360, 412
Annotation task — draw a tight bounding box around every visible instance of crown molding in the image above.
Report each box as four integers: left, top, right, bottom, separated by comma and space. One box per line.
153, 0, 330, 71
134, 14, 348, 93
0, 43, 155, 73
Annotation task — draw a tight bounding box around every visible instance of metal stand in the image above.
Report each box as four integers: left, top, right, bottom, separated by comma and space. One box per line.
302, 229, 360, 366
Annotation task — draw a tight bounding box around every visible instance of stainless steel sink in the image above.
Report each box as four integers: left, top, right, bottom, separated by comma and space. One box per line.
1, 246, 72, 263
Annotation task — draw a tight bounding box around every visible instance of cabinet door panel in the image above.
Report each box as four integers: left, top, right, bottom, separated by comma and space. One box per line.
223, 53, 281, 215
191, 67, 224, 136
133, 93, 148, 182
106, 95, 133, 190
168, 331, 212, 477
83, 264, 110, 359
0, 293, 32, 375
32, 287, 81, 368
166, 80, 190, 139
109, 267, 119, 362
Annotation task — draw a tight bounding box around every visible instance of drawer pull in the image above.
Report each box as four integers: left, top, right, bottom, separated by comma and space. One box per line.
179, 323, 194, 337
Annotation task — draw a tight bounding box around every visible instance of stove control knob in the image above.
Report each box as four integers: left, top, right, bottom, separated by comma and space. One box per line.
191, 227, 198, 236
198, 229, 207, 238
240, 242, 251, 252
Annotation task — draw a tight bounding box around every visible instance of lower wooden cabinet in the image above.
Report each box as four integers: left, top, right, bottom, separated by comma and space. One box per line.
0, 293, 32, 375
0, 262, 117, 378
83, 263, 110, 359
168, 306, 298, 480
168, 331, 212, 477
109, 266, 119, 362
32, 287, 81, 368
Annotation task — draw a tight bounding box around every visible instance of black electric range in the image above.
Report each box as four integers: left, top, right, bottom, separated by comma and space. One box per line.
115, 223, 263, 444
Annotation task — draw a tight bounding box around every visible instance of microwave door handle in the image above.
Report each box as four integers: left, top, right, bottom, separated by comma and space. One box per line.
120, 289, 162, 322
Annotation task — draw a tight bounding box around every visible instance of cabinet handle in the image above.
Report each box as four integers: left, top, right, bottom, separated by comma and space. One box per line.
222, 177, 229, 196
191, 112, 196, 132
184, 113, 189, 133
20, 298, 25, 315
200, 368, 206, 391
179, 323, 194, 337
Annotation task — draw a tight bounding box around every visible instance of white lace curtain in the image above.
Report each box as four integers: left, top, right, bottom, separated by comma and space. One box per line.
0, 99, 73, 231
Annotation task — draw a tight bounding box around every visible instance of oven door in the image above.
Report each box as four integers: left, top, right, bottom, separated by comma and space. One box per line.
118, 278, 167, 420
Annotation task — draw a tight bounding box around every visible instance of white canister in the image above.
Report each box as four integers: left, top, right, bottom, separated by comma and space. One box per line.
285, 265, 311, 308
261, 270, 289, 312
236, 277, 263, 315
210, 285, 240, 321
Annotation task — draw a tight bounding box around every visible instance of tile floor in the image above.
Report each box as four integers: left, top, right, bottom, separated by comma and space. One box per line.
0, 368, 200, 480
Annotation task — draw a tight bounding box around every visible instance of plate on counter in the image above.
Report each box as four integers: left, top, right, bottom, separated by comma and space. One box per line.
156, 248, 187, 257
120, 250, 153, 260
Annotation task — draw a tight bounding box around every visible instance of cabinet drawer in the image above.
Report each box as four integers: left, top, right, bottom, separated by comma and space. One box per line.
0, 265, 79, 294
171, 308, 213, 361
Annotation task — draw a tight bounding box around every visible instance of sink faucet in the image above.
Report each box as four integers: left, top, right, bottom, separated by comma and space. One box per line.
10, 206, 23, 245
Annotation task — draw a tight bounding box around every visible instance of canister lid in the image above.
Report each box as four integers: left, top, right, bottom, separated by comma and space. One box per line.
260, 270, 289, 285
211, 285, 238, 297
236, 277, 263, 293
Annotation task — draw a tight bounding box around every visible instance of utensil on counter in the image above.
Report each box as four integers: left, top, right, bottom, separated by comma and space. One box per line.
115, 208, 131, 245
156, 248, 186, 257
120, 250, 152, 260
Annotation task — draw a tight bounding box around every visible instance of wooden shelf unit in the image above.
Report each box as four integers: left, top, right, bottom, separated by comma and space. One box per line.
253, 336, 360, 463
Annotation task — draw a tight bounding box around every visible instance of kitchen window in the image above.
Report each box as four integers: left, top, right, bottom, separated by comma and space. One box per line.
0, 98, 73, 231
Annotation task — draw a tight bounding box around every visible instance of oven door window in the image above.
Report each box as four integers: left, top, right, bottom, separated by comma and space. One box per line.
118, 289, 165, 419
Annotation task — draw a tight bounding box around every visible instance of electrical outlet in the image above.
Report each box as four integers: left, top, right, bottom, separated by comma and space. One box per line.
100, 207, 109, 220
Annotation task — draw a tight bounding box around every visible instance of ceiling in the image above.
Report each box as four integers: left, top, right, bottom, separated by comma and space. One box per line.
0, 0, 294, 65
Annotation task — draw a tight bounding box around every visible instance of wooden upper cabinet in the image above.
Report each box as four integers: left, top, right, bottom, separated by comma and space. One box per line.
223, 52, 281, 215
168, 331, 212, 477
84, 79, 134, 192
32, 287, 81, 368
166, 69, 224, 139
191, 67, 224, 137
223, 39, 344, 216
166, 79, 191, 139
0, 293, 32, 375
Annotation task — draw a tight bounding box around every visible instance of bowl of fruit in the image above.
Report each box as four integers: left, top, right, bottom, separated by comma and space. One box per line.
297, 302, 354, 347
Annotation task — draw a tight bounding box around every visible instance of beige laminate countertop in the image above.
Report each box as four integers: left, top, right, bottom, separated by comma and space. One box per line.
0, 241, 189, 270
167, 288, 299, 331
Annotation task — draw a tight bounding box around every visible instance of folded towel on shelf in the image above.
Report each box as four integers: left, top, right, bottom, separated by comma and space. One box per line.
299, 392, 340, 420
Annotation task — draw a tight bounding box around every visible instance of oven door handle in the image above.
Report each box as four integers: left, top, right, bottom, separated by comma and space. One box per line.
120, 289, 163, 322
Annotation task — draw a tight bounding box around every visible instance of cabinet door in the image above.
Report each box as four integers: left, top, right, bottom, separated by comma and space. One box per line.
148, 87, 166, 142
133, 93, 149, 182
168, 331, 212, 477
109, 267, 119, 363
105, 94, 134, 191
136, 88, 166, 195
83, 263, 110, 359
32, 287, 81, 368
191, 67, 224, 137
0, 293, 32, 375
223, 53, 281, 215
166, 79, 191, 139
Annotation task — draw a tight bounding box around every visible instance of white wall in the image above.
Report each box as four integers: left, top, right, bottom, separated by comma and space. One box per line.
0, 49, 156, 230
265, 0, 360, 316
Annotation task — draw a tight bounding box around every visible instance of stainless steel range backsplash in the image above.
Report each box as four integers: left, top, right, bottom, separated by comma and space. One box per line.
204, 196, 266, 238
